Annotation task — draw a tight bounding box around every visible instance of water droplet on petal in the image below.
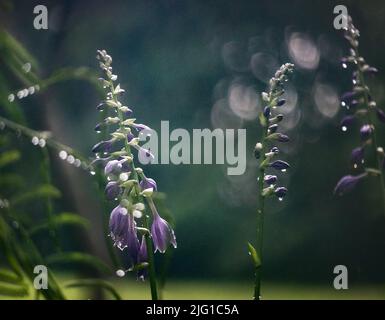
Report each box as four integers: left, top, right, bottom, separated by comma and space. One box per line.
8, 94, 15, 102
342, 63, 347, 69
31, 136, 39, 145
119, 173, 129, 181
278, 197, 283, 201
90, 171, 96, 176
38, 139, 46, 148
59, 150, 68, 160
281, 169, 287, 173
28, 86, 35, 95
342, 126, 347, 132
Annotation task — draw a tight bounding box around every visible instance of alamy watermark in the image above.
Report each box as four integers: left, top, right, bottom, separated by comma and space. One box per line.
137, 121, 247, 175
333, 265, 348, 290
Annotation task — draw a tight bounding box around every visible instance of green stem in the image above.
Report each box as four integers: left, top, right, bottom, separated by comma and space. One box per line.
254, 125, 268, 301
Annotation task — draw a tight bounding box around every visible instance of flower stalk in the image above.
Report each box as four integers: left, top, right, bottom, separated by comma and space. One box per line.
335, 16, 385, 211
252, 63, 294, 300
93, 50, 176, 300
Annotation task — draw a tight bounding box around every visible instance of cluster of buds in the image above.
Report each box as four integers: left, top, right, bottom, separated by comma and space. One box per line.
334, 17, 385, 196
92, 50, 176, 279
255, 63, 295, 201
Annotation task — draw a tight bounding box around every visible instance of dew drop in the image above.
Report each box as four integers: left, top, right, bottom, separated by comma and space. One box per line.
278, 197, 283, 202
59, 150, 68, 160
74, 159, 81, 167
28, 86, 35, 95
281, 169, 287, 173
22, 62, 31, 73
90, 171, 96, 176
8, 94, 15, 102
342, 126, 347, 132
38, 139, 46, 148
17, 90, 24, 99
341, 101, 346, 107
116, 269, 125, 277
67, 155, 75, 164
353, 164, 358, 169
31, 136, 39, 145
342, 63, 348, 69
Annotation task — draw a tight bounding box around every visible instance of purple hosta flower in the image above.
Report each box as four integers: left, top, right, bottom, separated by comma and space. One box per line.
277, 133, 290, 142
363, 66, 378, 75
151, 211, 177, 253
340, 115, 355, 131
138, 147, 155, 163
376, 109, 385, 123
274, 187, 287, 199
109, 206, 140, 262
133, 123, 151, 132
270, 146, 279, 154
137, 236, 148, 281
360, 124, 372, 141
276, 99, 286, 107
105, 181, 121, 200
334, 173, 367, 196
109, 205, 129, 250
268, 124, 278, 134
264, 175, 277, 185
104, 159, 123, 176
341, 91, 356, 103
127, 133, 135, 143
263, 106, 271, 118
126, 214, 140, 263
92, 139, 114, 154
270, 160, 290, 171
140, 177, 157, 191
351, 147, 364, 167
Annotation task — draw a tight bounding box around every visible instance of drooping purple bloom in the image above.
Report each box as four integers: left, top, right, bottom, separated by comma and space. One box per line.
274, 187, 287, 198
263, 106, 271, 118
268, 124, 278, 133
350, 147, 364, 166
360, 124, 372, 141
140, 177, 157, 191
104, 159, 123, 176
264, 175, 277, 185
96, 102, 105, 111
363, 66, 378, 74
376, 109, 385, 123
340, 115, 355, 130
277, 99, 286, 106
151, 211, 177, 253
270, 160, 290, 171
126, 214, 140, 263
109, 205, 129, 250
92, 139, 114, 154
138, 147, 155, 163
277, 133, 290, 142
105, 181, 121, 200
334, 173, 367, 196
137, 236, 148, 281
133, 123, 151, 132
341, 91, 356, 102
270, 146, 279, 154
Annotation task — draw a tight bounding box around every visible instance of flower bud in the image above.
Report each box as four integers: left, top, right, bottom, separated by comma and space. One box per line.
360, 124, 372, 141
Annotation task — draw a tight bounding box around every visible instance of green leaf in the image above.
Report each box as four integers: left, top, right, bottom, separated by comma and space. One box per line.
0, 268, 21, 284
11, 184, 61, 206
0, 282, 29, 297
65, 279, 122, 300
0, 150, 20, 168
247, 242, 261, 268
28, 212, 90, 235
258, 112, 267, 127
46, 252, 112, 274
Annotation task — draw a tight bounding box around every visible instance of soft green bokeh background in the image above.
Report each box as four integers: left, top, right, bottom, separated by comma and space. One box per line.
1, 0, 385, 299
